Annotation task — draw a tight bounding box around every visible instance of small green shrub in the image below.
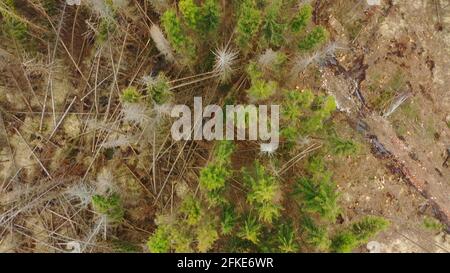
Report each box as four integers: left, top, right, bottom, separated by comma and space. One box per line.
146, 73, 172, 105
235, 0, 262, 52
351, 216, 389, 242
244, 161, 282, 224
42, 0, 58, 16
199, 141, 235, 204
1, 0, 28, 42
298, 26, 328, 51
302, 217, 331, 251
238, 214, 262, 244
294, 175, 340, 221
178, 0, 220, 35
246, 62, 278, 101
282, 89, 314, 120
257, 203, 282, 224
170, 228, 194, 253
180, 196, 202, 226
214, 140, 234, 165
221, 205, 238, 235
329, 136, 359, 156
300, 96, 336, 135
199, 0, 221, 35
196, 221, 219, 252
147, 225, 171, 253
92, 193, 124, 222
179, 0, 220, 35
423, 216, 444, 232
330, 231, 357, 253
96, 18, 116, 43
200, 163, 231, 191
121, 87, 141, 103
291, 4, 313, 33
205, 188, 228, 206
161, 9, 196, 60
331, 216, 389, 253
277, 222, 299, 253
261, 0, 285, 47
306, 156, 327, 176
281, 90, 336, 142
179, 0, 202, 30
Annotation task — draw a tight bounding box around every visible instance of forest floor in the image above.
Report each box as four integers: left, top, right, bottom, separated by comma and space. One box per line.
319, 0, 450, 252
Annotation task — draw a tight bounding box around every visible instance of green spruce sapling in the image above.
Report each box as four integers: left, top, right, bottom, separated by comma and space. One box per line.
298, 26, 329, 51
277, 222, 299, 253
235, 0, 262, 52
238, 214, 263, 244
290, 4, 313, 33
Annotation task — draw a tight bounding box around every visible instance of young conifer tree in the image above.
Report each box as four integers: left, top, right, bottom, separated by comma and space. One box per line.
235, 0, 262, 52
161, 9, 197, 61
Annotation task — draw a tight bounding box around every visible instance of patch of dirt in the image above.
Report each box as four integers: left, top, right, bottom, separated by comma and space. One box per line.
323, 0, 450, 231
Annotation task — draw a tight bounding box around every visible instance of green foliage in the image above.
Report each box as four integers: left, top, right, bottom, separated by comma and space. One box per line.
245, 163, 279, 204
161, 9, 196, 60
180, 196, 202, 226
97, 18, 116, 43
329, 136, 359, 156
204, 188, 228, 206
257, 203, 282, 224
214, 140, 234, 165
331, 216, 389, 253
302, 217, 331, 251
3, 16, 27, 41
121, 86, 141, 103
1, 0, 28, 42
261, 0, 284, 47
246, 62, 278, 101
247, 77, 278, 101
148, 203, 219, 253
291, 4, 313, 33
170, 227, 194, 252
42, 0, 58, 16
238, 214, 262, 244
277, 222, 299, 253
300, 96, 336, 135
423, 216, 444, 232
221, 205, 238, 235
235, 0, 262, 51
298, 26, 328, 51
146, 73, 172, 105
295, 176, 339, 221
330, 231, 357, 253
92, 194, 124, 222
200, 161, 231, 192
200, 0, 221, 34
306, 156, 327, 176
179, 0, 202, 30
196, 221, 219, 252
244, 161, 282, 224
147, 225, 171, 253
281, 90, 336, 142
4, 0, 15, 7
294, 158, 340, 222
199, 141, 234, 204
179, 0, 220, 36
350, 216, 389, 242
282, 89, 314, 120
